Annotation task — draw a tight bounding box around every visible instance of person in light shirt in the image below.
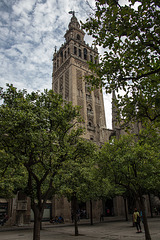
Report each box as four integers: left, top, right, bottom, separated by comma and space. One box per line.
133, 208, 142, 233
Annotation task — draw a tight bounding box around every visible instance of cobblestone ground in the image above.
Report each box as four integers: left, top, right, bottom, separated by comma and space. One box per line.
0, 218, 160, 240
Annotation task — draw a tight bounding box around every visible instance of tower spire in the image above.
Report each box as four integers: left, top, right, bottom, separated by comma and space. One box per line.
64, 12, 85, 42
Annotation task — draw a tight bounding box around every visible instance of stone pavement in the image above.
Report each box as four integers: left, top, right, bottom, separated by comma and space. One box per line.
0, 217, 160, 240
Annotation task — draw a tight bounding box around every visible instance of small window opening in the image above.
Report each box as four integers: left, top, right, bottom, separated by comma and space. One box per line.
77, 34, 81, 40
74, 46, 77, 55
84, 48, 87, 60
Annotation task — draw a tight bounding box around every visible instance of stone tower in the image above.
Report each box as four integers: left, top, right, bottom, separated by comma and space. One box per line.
52, 13, 107, 144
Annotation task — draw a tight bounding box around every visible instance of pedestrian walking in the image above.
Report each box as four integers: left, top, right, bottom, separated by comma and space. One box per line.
133, 208, 142, 233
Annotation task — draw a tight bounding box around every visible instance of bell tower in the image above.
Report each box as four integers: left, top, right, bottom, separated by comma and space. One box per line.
52, 13, 107, 144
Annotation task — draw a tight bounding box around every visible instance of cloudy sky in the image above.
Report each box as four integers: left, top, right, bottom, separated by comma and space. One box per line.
0, 0, 112, 128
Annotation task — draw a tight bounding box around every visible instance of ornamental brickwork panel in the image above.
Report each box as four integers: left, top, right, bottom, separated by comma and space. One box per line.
76, 69, 82, 91
59, 76, 63, 97
77, 97, 84, 120
95, 104, 101, 126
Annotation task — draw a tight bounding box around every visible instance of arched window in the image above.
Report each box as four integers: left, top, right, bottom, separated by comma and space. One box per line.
84, 48, 87, 60
77, 34, 81, 40
90, 136, 94, 141
74, 46, 77, 55
87, 119, 95, 131
88, 121, 92, 127
79, 49, 81, 58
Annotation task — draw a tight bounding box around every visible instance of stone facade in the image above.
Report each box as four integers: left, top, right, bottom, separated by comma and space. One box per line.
51, 14, 122, 222
1, 14, 151, 226
52, 14, 108, 145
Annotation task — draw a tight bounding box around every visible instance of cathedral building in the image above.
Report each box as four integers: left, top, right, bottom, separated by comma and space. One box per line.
52, 12, 110, 145
0, 13, 116, 226
51, 13, 125, 221
1, 13, 152, 227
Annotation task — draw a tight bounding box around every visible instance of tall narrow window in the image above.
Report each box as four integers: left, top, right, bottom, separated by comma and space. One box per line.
84, 48, 87, 60
60, 51, 63, 63
74, 46, 77, 55
79, 49, 81, 58
77, 34, 81, 40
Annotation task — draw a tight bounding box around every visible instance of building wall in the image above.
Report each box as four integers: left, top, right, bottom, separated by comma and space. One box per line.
51, 15, 112, 221
52, 16, 108, 144
52, 197, 71, 222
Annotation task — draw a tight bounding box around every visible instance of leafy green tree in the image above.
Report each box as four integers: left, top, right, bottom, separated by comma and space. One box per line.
82, 4, 160, 240
82, 0, 160, 125
0, 150, 27, 198
56, 138, 97, 235
56, 138, 111, 235
98, 132, 160, 240
0, 84, 83, 240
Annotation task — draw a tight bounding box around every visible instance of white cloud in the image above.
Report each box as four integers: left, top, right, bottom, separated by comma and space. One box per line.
12, 0, 36, 15
0, 0, 112, 128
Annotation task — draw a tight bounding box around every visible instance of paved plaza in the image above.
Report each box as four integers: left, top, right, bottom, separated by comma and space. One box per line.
0, 217, 160, 240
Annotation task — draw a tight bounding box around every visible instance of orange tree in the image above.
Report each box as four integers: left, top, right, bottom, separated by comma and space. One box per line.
0, 84, 84, 240
98, 130, 160, 240
56, 138, 112, 235
82, 0, 160, 126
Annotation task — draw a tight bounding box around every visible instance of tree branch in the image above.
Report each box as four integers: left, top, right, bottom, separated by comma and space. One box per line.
120, 67, 160, 82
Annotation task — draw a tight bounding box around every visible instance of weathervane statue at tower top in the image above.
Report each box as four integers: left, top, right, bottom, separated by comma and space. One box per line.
68, 10, 77, 17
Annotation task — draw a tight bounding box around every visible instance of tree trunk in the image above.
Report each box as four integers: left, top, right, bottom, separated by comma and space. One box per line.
33, 207, 42, 240
72, 195, 79, 236
139, 194, 151, 240
148, 194, 153, 218
124, 197, 128, 221
40, 221, 42, 230
90, 200, 93, 225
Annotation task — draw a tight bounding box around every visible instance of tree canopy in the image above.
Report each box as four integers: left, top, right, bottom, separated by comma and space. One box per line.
82, 0, 160, 125
99, 134, 160, 196
0, 150, 27, 198
0, 84, 84, 240
98, 130, 160, 240
56, 138, 98, 235
57, 139, 97, 201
